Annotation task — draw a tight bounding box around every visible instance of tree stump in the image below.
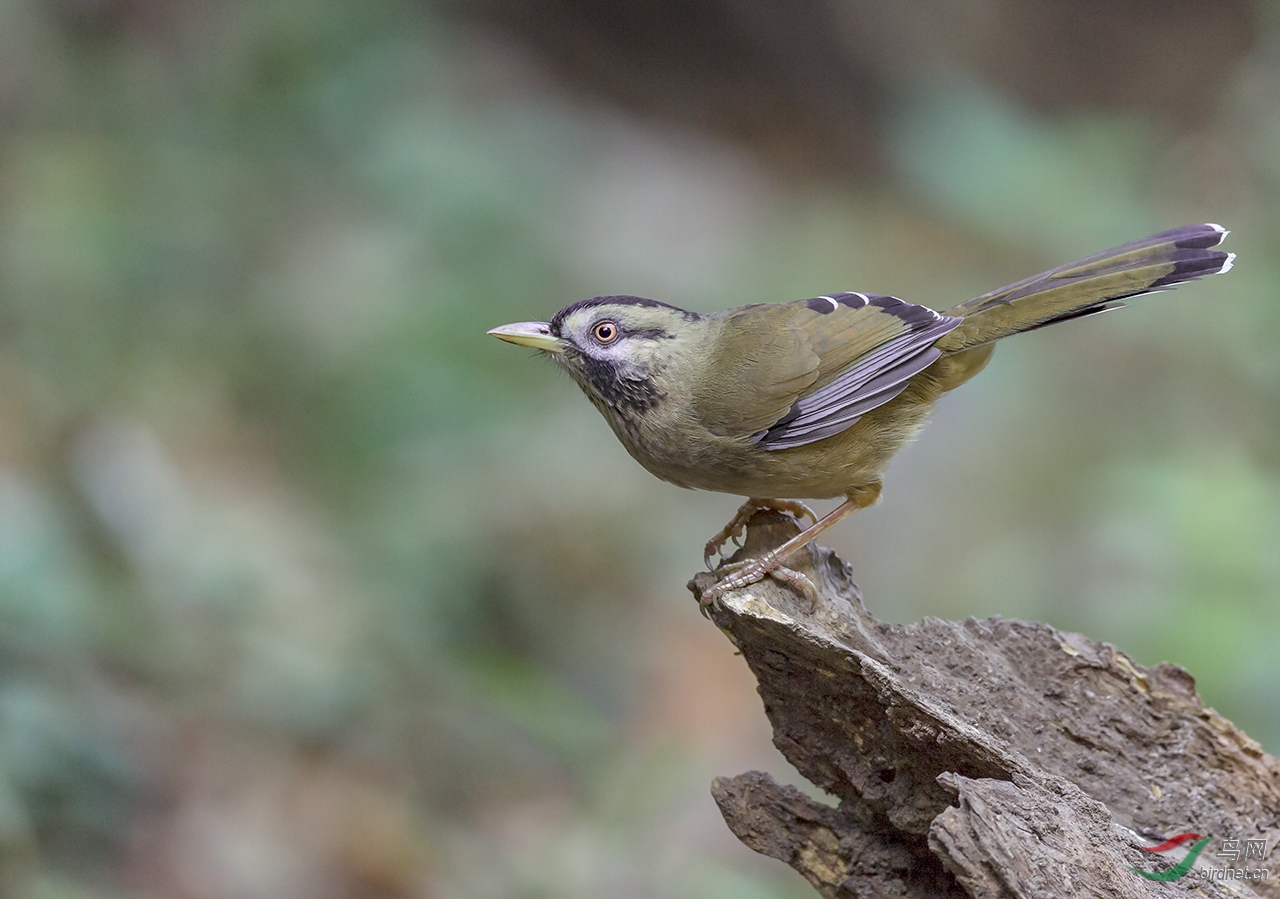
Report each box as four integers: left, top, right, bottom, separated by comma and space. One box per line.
689, 511, 1280, 898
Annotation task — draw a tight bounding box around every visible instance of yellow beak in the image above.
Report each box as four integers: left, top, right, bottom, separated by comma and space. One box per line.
487, 321, 564, 354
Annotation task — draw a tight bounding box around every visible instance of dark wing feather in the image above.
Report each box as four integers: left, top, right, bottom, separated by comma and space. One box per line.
757, 294, 959, 449
692, 292, 959, 449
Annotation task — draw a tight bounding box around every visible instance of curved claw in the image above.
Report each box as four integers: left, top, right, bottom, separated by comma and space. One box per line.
704, 498, 817, 571
699, 553, 819, 615
764, 564, 820, 611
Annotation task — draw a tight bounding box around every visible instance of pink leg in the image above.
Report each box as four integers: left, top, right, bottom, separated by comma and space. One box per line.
701, 484, 880, 613
704, 498, 818, 569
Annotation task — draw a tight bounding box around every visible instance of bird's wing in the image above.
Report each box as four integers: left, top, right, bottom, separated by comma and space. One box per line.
695, 294, 960, 449
691, 305, 821, 437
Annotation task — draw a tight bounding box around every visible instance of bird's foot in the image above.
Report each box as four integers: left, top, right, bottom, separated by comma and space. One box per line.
699, 553, 819, 618
703, 498, 818, 569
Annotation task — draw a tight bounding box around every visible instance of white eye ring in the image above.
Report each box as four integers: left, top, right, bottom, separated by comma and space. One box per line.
593, 321, 619, 343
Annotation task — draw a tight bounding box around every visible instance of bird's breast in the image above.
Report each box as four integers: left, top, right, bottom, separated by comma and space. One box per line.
601, 376, 942, 499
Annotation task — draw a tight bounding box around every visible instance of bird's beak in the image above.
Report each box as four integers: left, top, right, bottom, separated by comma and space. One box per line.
487, 321, 564, 354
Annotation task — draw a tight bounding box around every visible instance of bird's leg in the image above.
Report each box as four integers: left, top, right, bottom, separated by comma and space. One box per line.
704, 498, 819, 569
701, 501, 858, 614
697, 557, 822, 620
701, 484, 880, 614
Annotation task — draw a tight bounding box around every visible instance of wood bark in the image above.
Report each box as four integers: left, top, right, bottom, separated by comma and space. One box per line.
688, 511, 1280, 898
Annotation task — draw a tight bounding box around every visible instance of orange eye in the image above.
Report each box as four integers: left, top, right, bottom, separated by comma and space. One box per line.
592, 321, 618, 343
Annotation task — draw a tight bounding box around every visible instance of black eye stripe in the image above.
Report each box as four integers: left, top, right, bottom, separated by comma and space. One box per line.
619, 327, 671, 340
585, 323, 671, 342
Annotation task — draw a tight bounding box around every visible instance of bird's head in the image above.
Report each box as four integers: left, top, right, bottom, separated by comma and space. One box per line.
488, 295, 700, 420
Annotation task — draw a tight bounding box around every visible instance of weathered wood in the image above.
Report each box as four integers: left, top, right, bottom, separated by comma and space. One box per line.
690, 511, 1280, 898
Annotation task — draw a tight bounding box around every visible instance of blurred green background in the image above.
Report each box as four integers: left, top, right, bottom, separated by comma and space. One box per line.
0, 0, 1277, 896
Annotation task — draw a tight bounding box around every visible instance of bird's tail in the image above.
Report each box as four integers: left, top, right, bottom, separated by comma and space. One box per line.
935, 224, 1234, 354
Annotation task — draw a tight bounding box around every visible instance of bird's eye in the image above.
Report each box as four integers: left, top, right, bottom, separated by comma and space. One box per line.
592, 321, 618, 343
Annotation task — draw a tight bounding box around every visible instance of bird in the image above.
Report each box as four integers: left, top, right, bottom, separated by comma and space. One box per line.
488, 224, 1234, 611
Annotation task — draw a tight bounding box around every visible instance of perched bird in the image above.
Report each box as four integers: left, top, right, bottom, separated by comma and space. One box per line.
489, 224, 1234, 610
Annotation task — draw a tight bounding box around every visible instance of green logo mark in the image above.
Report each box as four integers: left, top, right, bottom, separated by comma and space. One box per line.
1130, 832, 1213, 881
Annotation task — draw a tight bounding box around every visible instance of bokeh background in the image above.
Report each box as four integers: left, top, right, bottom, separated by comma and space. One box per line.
0, 1, 1277, 896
